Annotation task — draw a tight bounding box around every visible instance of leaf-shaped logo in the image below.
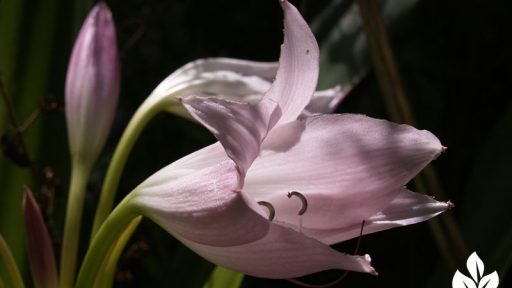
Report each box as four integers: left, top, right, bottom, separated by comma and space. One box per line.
467, 252, 484, 282
478, 272, 499, 288
453, 270, 477, 288
452, 252, 499, 288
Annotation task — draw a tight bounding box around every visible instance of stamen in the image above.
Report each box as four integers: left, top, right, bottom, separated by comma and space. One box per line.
257, 201, 275, 221
354, 220, 366, 254
287, 191, 308, 215
286, 220, 367, 288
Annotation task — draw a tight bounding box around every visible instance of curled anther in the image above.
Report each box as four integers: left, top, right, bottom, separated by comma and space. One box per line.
257, 201, 275, 221
287, 191, 308, 215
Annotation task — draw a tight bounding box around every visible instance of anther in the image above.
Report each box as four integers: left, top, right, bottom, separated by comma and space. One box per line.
287, 191, 308, 215
257, 201, 275, 221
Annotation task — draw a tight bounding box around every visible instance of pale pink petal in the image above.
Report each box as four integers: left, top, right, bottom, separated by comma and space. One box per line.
142, 142, 228, 186
245, 114, 443, 229
181, 97, 280, 184
150, 58, 278, 117
153, 58, 277, 97
149, 0, 320, 124
300, 85, 350, 118
298, 189, 451, 245
150, 57, 345, 120
178, 0, 319, 180
133, 160, 270, 247
266, 0, 319, 125
176, 222, 376, 278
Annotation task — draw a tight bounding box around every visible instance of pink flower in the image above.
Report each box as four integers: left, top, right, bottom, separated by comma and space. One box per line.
129, 0, 449, 278
65, 2, 119, 165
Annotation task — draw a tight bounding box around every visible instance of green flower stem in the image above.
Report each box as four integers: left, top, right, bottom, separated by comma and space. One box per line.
59, 161, 91, 288
91, 80, 212, 237
93, 217, 141, 287
0, 234, 25, 288
91, 98, 161, 237
76, 195, 140, 288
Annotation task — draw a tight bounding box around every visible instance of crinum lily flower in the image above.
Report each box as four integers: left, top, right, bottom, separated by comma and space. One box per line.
126, 0, 449, 278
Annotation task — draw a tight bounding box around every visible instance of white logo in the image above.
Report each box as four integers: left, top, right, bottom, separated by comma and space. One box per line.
452, 252, 499, 288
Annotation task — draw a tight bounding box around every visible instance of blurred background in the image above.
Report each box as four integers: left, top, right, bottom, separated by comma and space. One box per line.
0, 0, 510, 287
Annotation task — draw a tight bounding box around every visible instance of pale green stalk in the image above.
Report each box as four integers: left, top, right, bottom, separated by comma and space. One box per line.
76, 195, 140, 288
90, 99, 161, 237
93, 217, 142, 287
59, 161, 91, 288
91, 80, 212, 237
0, 234, 25, 288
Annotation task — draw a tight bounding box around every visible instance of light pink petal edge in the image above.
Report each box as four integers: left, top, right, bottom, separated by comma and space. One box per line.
299, 189, 452, 245
265, 0, 320, 125
176, 221, 376, 279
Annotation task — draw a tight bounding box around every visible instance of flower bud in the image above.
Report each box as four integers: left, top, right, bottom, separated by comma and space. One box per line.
23, 186, 58, 288
65, 2, 119, 165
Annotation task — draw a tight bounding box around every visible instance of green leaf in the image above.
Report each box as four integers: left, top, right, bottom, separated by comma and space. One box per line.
460, 103, 512, 279
0, 0, 62, 279
312, 0, 419, 90
425, 104, 512, 288
203, 266, 244, 288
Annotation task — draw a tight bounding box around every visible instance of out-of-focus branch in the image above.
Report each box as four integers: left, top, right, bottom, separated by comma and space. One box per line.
356, 0, 467, 269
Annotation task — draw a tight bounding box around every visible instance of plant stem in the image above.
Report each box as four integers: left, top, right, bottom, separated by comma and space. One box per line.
0, 234, 25, 288
91, 77, 218, 237
76, 196, 140, 288
356, 0, 467, 268
59, 161, 91, 288
90, 99, 160, 237
93, 217, 141, 287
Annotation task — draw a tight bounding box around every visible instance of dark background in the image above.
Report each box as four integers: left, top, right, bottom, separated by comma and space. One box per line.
0, 0, 510, 287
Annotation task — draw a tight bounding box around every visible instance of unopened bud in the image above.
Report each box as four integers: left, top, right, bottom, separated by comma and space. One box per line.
65, 2, 119, 165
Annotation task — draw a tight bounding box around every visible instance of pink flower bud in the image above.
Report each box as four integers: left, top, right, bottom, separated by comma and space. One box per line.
23, 186, 58, 288
65, 2, 119, 165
